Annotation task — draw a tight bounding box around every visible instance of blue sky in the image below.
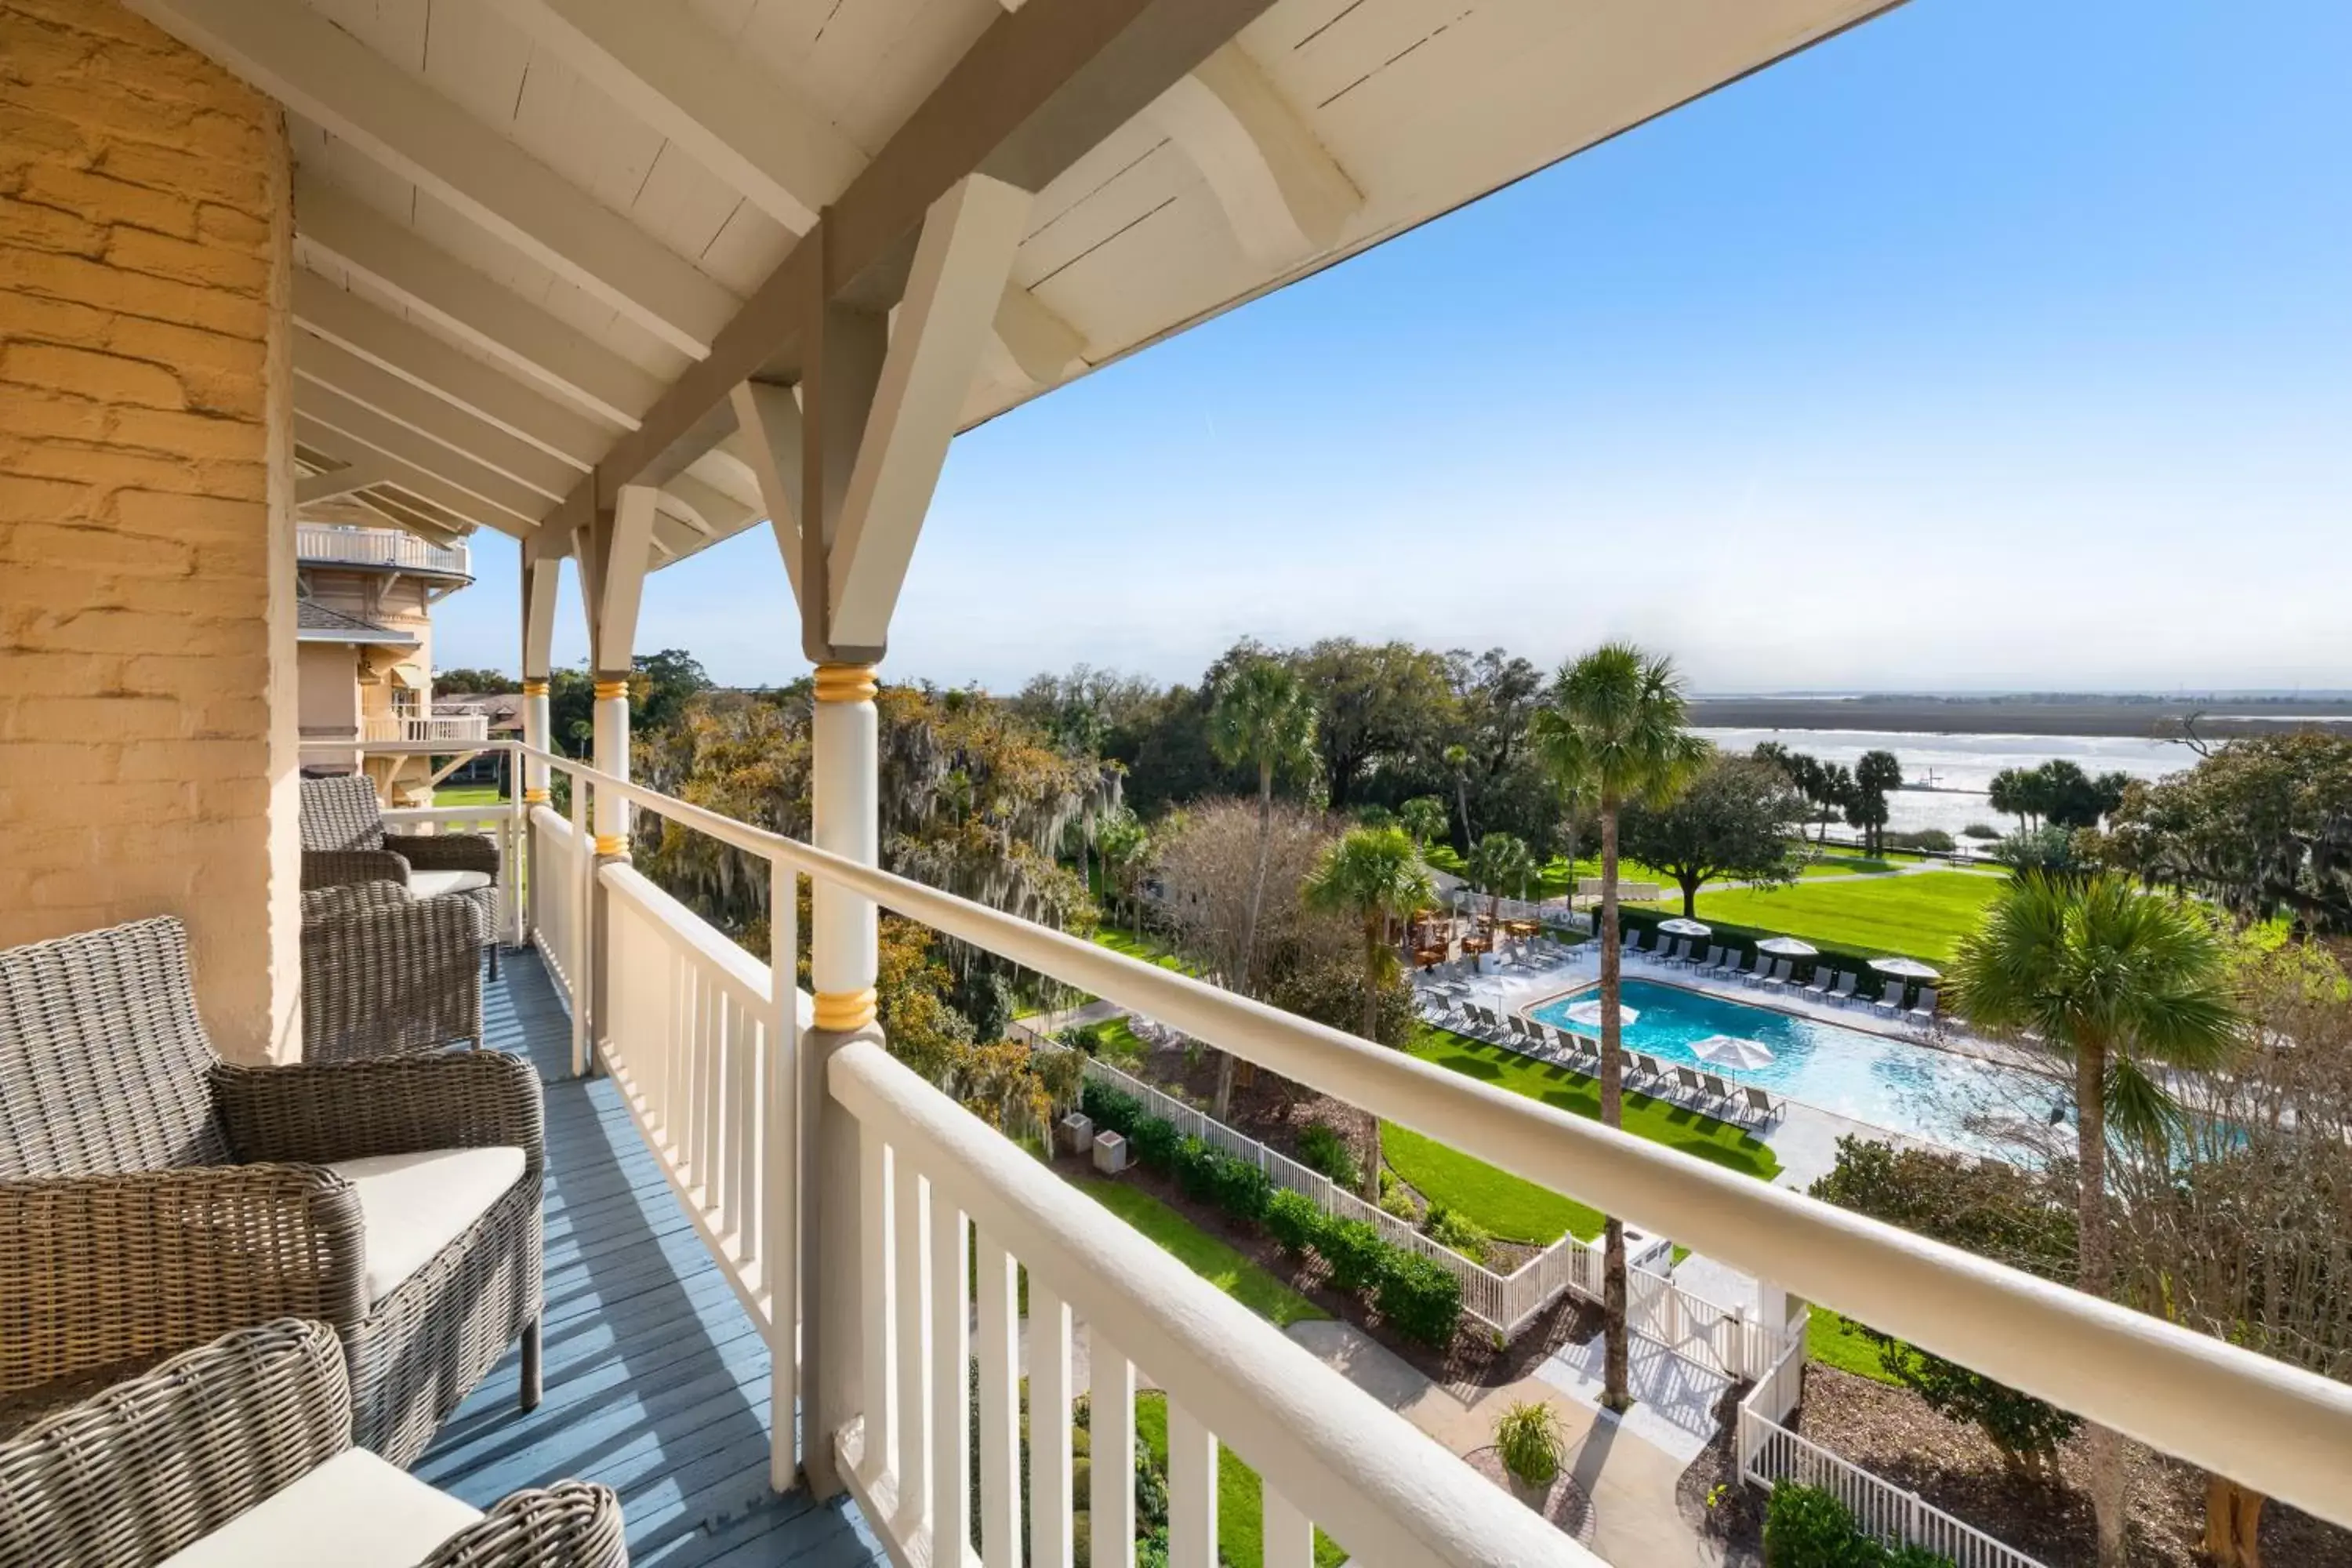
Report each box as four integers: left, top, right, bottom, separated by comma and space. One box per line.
436, 0, 2352, 695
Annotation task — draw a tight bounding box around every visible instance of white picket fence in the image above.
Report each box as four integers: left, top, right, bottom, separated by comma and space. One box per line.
1076, 1054, 1790, 1374
1737, 1327, 2049, 1568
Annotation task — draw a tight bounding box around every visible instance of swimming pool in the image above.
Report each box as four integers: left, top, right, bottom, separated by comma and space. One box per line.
1527, 979, 2064, 1156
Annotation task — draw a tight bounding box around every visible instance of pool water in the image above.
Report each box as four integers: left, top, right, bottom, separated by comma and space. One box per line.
1528, 979, 2065, 1156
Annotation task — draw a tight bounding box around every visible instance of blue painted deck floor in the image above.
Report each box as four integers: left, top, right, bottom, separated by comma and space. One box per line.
415, 949, 884, 1568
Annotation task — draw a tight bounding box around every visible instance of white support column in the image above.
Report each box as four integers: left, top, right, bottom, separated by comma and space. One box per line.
591, 677, 630, 855
810, 662, 880, 1026
520, 545, 559, 807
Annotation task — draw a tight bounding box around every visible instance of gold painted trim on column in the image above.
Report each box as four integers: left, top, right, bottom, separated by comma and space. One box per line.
523, 787, 551, 804
521, 678, 550, 697
813, 662, 879, 703
812, 987, 877, 1031
593, 833, 626, 855
593, 679, 629, 700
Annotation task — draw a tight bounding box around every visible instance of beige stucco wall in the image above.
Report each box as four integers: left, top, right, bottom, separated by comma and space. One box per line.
296, 639, 358, 734
0, 0, 300, 1062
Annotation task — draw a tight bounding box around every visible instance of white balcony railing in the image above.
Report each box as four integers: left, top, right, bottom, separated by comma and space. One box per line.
296, 523, 471, 577
362, 713, 491, 745
493, 739, 2352, 1564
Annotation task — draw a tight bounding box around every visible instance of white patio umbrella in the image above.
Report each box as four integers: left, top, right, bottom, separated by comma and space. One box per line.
1565, 997, 1640, 1029
1869, 956, 1942, 980
1657, 917, 1711, 937
1756, 936, 1819, 957
1690, 1033, 1776, 1070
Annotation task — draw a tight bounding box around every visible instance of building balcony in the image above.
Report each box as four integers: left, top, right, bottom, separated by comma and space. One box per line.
297, 524, 474, 581
364, 713, 493, 745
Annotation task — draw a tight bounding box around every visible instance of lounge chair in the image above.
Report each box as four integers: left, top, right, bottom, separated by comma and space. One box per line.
0, 1320, 625, 1568
1762, 958, 1795, 990
1802, 967, 1832, 999
1740, 952, 1771, 987
1630, 1051, 1666, 1089
1709, 948, 1738, 978
1673, 1065, 1708, 1107
1700, 1072, 1736, 1111
1907, 986, 1940, 1025
1742, 1085, 1787, 1127
1700, 945, 1726, 975
1827, 971, 1858, 1006
1873, 983, 1907, 1018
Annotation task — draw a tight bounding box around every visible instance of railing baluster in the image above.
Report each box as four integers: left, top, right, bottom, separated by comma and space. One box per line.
1089, 1343, 1135, 1568
860, 1128, 894, 1486
1167, 1399, 1217, 1568
765, 856, 797, 1492
931, 1203, 971, 1559
976, 1230, 1022, 1568
1029, 1282, 1074, 1568
892, 1159, 931, 1534
569, 775, 590, 1076
1261, 1487, 1312, 1568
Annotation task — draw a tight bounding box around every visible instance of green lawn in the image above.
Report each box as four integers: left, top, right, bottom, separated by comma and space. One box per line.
1795, 856, 1897, 878
1085, 1017, 1153, 1069
1134, 1393, 1346, 1568
1382, 1123, 1599, 1243
432, 782, 506, 806
1076, 1181, 1326, 1328
1808, 1312, 1904, 1386
1635, 870, 2008, 964
1092, 924, 1194, 974
1384, 1028, 1780, 1244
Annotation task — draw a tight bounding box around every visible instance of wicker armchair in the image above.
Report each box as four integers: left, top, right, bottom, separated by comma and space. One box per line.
0, 1319, 625, 1568
0, 916, 543, 1468
302, 883, 486, 1060
301, 772, 503, 978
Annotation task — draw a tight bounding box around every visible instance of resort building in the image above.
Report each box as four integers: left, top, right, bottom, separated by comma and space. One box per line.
2, 2, 2345, 1566
294, 518, 481, 805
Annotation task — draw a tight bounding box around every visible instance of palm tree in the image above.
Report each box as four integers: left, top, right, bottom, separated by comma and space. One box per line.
1094, 805, 1149, 927
1207, 658, 1317, 1116
1303, 825, 1435, 1202
1443, 742, 1475, 854
1399, 795, 1449, 851
1947, 872, 2238, 1568
1465, 831, 1533, 932
1528, 643, 1705, 1413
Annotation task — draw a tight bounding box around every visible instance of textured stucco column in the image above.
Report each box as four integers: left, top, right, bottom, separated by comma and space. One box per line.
0, 0, 299, 1061
520, 678, 550, 804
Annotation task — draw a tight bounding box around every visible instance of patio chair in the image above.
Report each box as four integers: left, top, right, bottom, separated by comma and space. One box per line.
0, 916, 544, 1469
0, 1319, 624, 1568
1673, 1066, 1709, 1107
1740, 952, 1771, 987
1699, 945, 1726, 975
1668, 938, 1694, 969
1873, 983, 1907, 1018
1700, 1072, 1737, 1112
1762, 959, 1795, 990
300, 774, 503, 978
1802, 967, 1832, 999
1827, 971, 1859, 1006
1907, 986, 1940, 1025
1742, 1085, 1787, 1128
300, 883, 486, 1061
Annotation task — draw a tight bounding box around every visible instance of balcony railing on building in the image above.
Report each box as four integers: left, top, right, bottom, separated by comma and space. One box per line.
358, 739, 2352, 1568
364, 713, 492, 745
296, 523, 472, 579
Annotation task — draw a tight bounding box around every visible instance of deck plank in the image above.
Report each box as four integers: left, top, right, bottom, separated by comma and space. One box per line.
417, 948, 884, 1568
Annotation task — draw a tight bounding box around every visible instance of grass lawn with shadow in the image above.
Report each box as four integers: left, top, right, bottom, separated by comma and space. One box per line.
1076, 1179, 1326, 1329
1135, 1392, 1346, 1568
1808, 1312, 1905, 1387
1633, 870, 2008, 964
1092, 923, 1194, 973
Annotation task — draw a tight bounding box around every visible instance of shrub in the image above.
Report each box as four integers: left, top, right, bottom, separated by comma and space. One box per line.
1763, 1484, 1878, 1568
1319, 1218, 1392, 1296
1424, 1203, 1492, 1265
1377, 1250, 1465, 1347
1210, 1155, 1273, 1223
1264, 1189, 1323, 1255
1961, 822, 2002, 840
1885, 828, 1955, 854
1296, 1122, 1359, 1188
1492, 1399, 1566, 1487
1173, 1136, 1221, 1201
1378, 1179, 1422, 1225
1081, 1083, 1143, 1138
1128, 1116, 1181, 1172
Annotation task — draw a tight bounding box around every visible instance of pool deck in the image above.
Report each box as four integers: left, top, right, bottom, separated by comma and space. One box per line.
414, 949, 885, 1568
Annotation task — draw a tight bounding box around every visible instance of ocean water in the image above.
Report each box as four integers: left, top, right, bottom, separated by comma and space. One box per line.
1530, 978, 2064, 1156
1692, 728, 2190, 836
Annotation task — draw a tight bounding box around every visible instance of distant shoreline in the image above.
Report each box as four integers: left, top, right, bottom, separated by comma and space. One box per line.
1686, 699, 2352, 740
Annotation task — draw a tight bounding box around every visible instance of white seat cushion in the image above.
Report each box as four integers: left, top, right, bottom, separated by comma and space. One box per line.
158, 1448, 481, 1568
328, 1146, 527, 1305
408, 868, 493, 900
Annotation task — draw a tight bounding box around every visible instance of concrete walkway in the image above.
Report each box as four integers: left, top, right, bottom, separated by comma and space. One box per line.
1286, 1320, 1717, 1566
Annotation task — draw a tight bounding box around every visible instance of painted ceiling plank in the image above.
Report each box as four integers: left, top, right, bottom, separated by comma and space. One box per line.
294, 412, 528, 539
128, 0, 739, 356
296, 332, 582, 498
296, 383, 550, 527
1146, 41, 1360, 268
294, 175, 663, 429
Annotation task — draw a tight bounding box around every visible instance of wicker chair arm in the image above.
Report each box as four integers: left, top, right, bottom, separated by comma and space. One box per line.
417, 1481, 628, 1568
0, 1169, 367, 1403
0, 1319, 352, 1568
385, 830, 501, 877
303, 848, 412, 891
215, 1051, 543, 1175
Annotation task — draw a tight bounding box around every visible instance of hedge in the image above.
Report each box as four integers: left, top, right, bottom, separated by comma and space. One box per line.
1376, 1251, 1466, 1348
1763, 1483, 1956, 1568
1616, 907, 1899, 1001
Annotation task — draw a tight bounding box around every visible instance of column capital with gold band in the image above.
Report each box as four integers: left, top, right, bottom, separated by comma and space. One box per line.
813, 662, 878, 703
